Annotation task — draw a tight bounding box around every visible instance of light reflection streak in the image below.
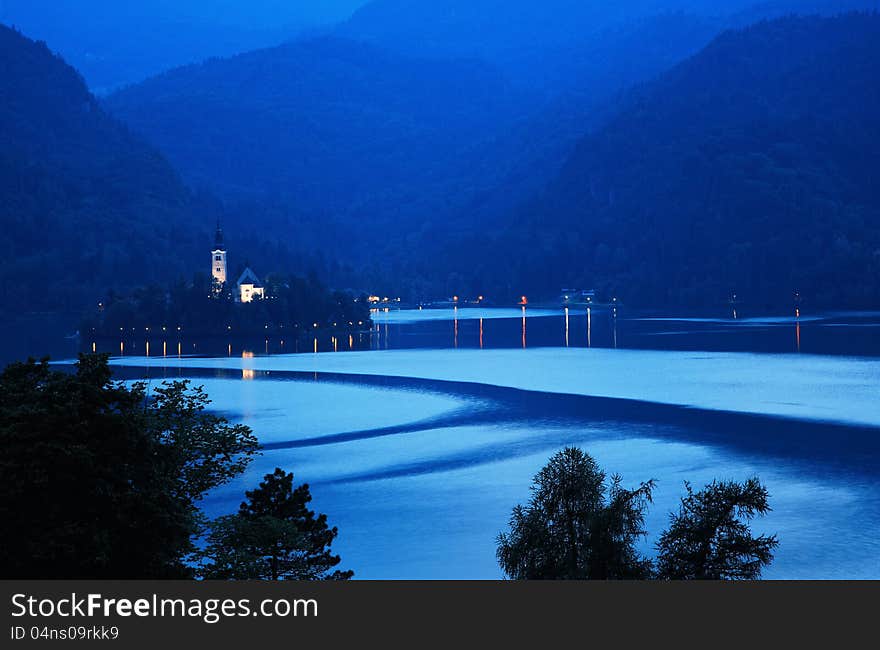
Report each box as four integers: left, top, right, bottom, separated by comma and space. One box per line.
242, 351, 255, 380
564, 307, 569, 347
587, 308, 592, 348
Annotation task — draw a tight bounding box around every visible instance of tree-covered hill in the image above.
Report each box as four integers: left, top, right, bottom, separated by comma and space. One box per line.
7, 9, 880, 312
478, 14, 880, 308
0, 24, 208, 314
99, 11, 767, 295
348, 0, 880, 246
104, 37, 524, 253
103, 3, 880, 304
0, 25, 352, 318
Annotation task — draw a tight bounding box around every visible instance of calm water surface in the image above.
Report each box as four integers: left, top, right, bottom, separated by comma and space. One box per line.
8, 306, 880, 363
16, 307, 880, 579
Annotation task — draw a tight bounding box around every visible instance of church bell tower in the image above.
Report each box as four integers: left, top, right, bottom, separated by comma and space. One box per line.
211, 221, 227, 294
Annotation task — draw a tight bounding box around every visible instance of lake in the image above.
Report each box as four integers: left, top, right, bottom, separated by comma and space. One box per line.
31, 306, 880, 578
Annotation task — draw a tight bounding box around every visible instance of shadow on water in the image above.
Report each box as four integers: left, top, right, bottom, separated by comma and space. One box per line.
111, 365, 880, 484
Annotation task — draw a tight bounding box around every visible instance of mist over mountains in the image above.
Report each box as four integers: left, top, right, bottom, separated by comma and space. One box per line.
0, 0, 368, 91
339, 0, 751, 93
2, 1, 880, 311
340, 1, 879, 89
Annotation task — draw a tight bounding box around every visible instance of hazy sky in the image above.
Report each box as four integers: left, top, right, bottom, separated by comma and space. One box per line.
0, 1, 370, 28
0, 0, 371, 90
4, 0, 876, 92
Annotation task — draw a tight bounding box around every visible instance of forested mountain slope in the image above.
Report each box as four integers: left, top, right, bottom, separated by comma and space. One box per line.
479, 14, 880, 308
0, 25, 206, 313
105, 37, 524, 255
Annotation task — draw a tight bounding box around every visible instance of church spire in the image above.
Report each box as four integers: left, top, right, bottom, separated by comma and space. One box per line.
211, 220, 228, 293
214, 219, 225, 251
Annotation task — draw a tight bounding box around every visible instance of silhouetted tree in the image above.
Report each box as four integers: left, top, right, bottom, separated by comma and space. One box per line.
655, 478, 778, 580
199, 468, 353, 580
497, 448, 655, 579
0, 354, 259, 578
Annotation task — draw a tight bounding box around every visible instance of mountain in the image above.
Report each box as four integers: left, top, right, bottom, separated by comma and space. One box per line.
338, 0, 880, 226
442, 11, 724, 229
476, 14, 880, 308
92, 3, 880, 304
102, 10, 766, 294
0, 24, 212, 313
730, 0, 880, 24
104, 37, 525, 266
0, 0, 369, 92
338, 0, 768, 93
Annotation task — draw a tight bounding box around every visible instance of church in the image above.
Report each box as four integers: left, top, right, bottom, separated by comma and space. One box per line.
211, 223, 266, 303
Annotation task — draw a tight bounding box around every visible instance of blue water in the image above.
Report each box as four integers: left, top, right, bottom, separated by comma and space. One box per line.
11, 306, 880, 366
100, 308, 880, 579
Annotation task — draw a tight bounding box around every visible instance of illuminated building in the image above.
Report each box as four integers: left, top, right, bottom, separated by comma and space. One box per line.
211, 221, 227, 294
236, 267, 266, 303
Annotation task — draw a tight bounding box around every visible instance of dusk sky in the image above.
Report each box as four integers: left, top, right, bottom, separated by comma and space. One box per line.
0, 0, 370, 90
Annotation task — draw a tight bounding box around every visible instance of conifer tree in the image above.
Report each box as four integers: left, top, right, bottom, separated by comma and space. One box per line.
655, 478, 778, 580
497, 448, 655, 580
200, 468, 352, 580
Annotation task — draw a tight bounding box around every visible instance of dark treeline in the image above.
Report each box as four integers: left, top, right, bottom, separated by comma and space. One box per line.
83, 272, 372, 338
0, 355, 351, 580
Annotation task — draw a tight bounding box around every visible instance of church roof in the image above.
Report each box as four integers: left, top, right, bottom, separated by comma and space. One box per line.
236, 267, 263, 288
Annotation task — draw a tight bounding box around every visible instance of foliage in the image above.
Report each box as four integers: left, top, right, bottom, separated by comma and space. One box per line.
199, 468, 353, 580
655, 478, 779, 580
82, 271, 372, 336
497, 448, 655, 579
498, 448, 779, 580
0, 354, 259, 578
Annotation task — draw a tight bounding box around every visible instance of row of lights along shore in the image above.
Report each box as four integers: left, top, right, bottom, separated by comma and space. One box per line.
96, 320, 366, 335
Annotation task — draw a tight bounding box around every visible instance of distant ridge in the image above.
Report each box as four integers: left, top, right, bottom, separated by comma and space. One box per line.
478, 14, 880, 308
